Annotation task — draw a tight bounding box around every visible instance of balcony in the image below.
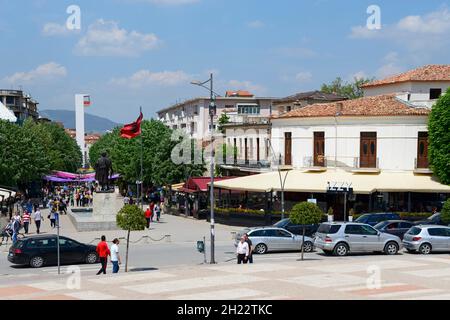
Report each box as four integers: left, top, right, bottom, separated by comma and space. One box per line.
351, 157, 380, 173
303, 156, 327, 172
414, 158, 433, 174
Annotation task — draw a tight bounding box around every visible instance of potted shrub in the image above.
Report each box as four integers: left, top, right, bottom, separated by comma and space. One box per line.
348, 208, 355, 222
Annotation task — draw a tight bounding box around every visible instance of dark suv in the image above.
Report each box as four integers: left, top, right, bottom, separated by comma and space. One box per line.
355, 213, 401, 226
273, 218, 327, 237
8, 235, 99, 268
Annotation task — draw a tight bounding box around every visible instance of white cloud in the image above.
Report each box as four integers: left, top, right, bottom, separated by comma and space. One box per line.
75, 19, 160, 57
350, 8, 450, 51
226, 80, 266, 95
350, 71, 368, 80
110, 70, 191, 88
3, 62, 67, 84
295, 72, 313, 83
247, 20, 264, 29
376, 63, 404, 79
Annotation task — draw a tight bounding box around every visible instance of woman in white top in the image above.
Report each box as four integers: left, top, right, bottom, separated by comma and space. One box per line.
111, 238, 121, 274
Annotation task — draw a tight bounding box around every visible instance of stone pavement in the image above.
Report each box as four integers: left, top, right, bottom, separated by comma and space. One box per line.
2, 253, 450, 300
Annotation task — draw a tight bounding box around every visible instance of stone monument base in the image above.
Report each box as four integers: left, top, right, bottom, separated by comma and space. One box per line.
69, 187, 123, 232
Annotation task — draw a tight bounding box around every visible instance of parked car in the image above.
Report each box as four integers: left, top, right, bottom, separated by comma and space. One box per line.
374, 220, 415, 240
235, 227, 314, 254
414, 212, 446, 226
273, 218, 320, 237
8, 235, 99, 268
354, 213, 401, 226
403, 225, 450, 254
314, 222, 402, 256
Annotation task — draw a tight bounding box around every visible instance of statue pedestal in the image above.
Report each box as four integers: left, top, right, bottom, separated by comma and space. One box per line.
69, 187, 124, 232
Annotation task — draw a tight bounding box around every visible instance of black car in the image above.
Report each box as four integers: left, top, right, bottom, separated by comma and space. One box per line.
414, 212, 446, 226
8, 235, 99, 268
354, 213, 401, 226
273, 218, 322, 237
374, 220, 414, 240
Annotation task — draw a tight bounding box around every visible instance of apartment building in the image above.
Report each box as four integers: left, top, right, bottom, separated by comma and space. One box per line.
0, 89, 39, 123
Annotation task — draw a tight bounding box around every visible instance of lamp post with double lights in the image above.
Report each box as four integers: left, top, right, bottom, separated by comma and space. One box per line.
191, 73, 220, 264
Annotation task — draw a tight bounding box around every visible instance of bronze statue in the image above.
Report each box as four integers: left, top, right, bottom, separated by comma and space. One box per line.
94, 152, 113, 191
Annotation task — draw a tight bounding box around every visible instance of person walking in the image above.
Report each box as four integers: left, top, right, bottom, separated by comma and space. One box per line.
49, 209, 56, 228
145, 207, 152, 229
236, 236, 249, 264
22, 211, 31, 234
149, 202, 155, 222
11, 218, 21, 245
244, 234, 254, 264
154, 202, 161, 222
96, 235, 110, 275
34, 209, 42, 234
110, 238, 121, 274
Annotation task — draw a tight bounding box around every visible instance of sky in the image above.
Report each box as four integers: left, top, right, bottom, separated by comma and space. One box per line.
0, 0, 449, 123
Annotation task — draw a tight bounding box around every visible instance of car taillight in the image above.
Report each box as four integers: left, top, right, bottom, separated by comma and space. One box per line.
14, 249, 22, 254
412, 236, 422, 241
325, 236, 333, 243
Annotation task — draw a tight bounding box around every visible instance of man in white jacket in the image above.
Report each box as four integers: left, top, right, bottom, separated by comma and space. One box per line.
236, 236, 249, 264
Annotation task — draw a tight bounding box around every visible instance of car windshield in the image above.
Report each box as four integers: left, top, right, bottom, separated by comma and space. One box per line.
406, 227, 422, 235
427, 213, 440, 221
355, 214, 369, 223
317, 224, 341, 234
374, 221, 390, 229
274, 219, 290, 228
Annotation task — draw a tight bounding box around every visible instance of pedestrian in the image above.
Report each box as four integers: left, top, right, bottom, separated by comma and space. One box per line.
49, 209, 56, 228
145, 207, 152, 229
110, 238, 121, 274
149, 202, 155, 222
154, 202, 161, 222
34, 208, 42, 234
96, 235, 110, 275
123, 195, 130, 205
11, 218, 21, 245
22, 211, 31, 234
244, 233, 253, 264
236, 236, 249, 264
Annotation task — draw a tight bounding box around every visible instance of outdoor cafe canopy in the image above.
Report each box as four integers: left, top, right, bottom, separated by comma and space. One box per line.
43, 171, 120, 183
212, 169, 450, 194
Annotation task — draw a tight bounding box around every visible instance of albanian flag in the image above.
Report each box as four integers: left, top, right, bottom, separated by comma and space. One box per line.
120, 112, 143, 139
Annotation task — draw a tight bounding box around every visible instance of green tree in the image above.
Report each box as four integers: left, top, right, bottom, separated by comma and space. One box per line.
290, 202, 324, 260
441, 199, 450, 226
429, 88, 450, 185
116, 204, 147, 272
321, 77, 374, 99
217, 113, 230, 133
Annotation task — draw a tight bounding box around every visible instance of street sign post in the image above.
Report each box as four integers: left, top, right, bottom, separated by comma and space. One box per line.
56, 211, 60, 275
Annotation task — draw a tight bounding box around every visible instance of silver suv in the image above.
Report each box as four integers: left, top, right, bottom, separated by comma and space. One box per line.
235, 227, 314, 254
403, 225, 450, 254
314, 222, 402, 256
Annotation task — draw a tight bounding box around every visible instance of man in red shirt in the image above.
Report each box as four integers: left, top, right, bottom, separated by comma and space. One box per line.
96, 235, 111, 275
145, 207, 152, 229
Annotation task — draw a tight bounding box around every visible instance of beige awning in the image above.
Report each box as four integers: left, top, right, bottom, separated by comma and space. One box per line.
0, 188, 16, 200
213, 169, 450, 194
170, 183, 185, 191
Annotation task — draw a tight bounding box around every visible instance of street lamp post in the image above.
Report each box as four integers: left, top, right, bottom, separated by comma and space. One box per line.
267, 139, 291, 221
191, 73, 217, 264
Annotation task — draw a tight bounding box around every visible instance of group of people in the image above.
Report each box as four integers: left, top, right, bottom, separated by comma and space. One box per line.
42, 184, 95, 209
236, 233, 254, 264
1, 209, 43, 245
144, 202, 162, 228
95, 236, 122, 274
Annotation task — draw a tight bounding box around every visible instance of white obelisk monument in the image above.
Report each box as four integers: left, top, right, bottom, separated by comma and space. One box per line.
75, 94, 90, 168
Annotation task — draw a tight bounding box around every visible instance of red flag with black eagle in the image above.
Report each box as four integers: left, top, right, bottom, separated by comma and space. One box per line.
120, 112, 143, 139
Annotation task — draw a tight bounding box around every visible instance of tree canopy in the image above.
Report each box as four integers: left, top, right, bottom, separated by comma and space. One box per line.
0, 119, 81, 190
290, 202, 324, 226
89, 119, 206, 187
321, 77, 374, 99
428, 88, 450, 185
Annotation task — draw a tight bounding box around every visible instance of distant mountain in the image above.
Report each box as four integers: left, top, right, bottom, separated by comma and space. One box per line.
40, 110, 121, 133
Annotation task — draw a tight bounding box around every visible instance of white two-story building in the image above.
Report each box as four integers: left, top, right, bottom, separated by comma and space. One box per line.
214, 65, 450, 219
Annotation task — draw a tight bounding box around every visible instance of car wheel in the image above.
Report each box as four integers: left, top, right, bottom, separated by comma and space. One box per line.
254, 243, 267, 255
303, 241, 313, 253
333, 243, 349, 256
384, 242, 399, 255
419, 243, 432, 255
86, 252, 98, 264
29, 256, 45, 268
